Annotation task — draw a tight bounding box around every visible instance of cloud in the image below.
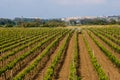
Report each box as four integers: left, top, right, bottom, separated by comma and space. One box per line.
51, 0, 106, 5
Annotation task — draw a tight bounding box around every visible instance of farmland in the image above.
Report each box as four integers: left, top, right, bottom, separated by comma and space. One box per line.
0, 26, 120, 80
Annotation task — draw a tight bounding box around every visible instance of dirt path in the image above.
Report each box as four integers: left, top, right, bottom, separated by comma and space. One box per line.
58, 33, 74, 80
78, 34, 98, 80
89, 30, 120, 60
84, 31, 120, 80
35, 36, 68, 80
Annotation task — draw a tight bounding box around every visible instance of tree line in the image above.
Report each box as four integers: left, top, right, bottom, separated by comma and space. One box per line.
69, 18, 120, 25
0, 18, 66, 27
0, 17, 120, 27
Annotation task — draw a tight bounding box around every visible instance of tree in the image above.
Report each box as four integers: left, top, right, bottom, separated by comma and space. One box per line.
5, 24, 14, 27
43, 19, 66, 27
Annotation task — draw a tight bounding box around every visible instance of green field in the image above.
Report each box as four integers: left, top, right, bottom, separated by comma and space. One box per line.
0, 26, 120, 80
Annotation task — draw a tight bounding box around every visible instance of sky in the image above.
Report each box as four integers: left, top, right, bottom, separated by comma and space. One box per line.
0, 0, 120, 19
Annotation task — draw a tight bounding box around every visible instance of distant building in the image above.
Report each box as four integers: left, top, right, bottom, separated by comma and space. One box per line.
107, 16, 120, 21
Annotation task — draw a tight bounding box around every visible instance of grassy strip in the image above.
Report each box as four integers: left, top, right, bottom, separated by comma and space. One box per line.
83, 32, 108, 80
88, 31, 120, 68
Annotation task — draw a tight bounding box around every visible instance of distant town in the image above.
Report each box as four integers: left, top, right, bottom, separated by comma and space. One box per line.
62, 15, 120, 22
61, 15, 120, 25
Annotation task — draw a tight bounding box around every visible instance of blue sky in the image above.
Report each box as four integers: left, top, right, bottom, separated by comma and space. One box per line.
0, 0, 120, 19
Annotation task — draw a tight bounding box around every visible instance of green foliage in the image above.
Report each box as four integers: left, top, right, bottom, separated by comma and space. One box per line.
0, 31, 61, 75
89, 29, 120, 53
43, 20, 66, 27
13, 29, 69, 80
83, 33, 108, 80
95, 29, 120, 46
0, 25, 3, 27
0, 18, 15, 25
0, 35, 48, 61
69, 31, 81, 80
88, 32, 120, 69
5, 24, 14, 27
44, 33, 71, 80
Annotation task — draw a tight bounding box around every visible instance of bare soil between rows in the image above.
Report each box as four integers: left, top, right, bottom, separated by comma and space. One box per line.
84, 31, 120, 80
78, 34, 98, 80
57, 33, 74, 80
